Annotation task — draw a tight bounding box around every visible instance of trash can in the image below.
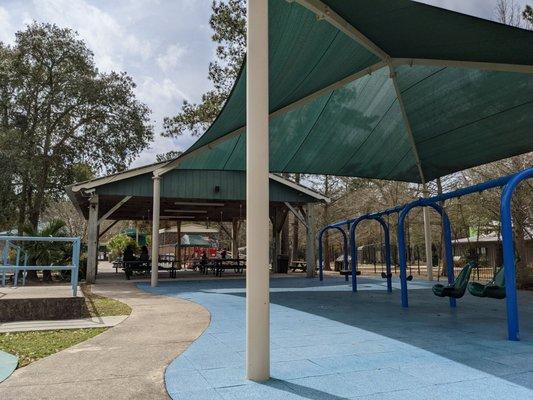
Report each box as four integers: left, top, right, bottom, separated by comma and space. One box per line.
277, 254, 289, 273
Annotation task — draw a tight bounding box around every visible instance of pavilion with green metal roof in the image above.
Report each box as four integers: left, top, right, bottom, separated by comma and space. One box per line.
67, 164, 328, 283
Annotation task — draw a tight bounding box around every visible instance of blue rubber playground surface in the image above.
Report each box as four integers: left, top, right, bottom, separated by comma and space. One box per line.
0, 350, 17, 383
140, 276, 533, 399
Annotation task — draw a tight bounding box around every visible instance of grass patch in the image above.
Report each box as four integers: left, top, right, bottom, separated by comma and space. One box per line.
0, 287, 130, 368
0, 328, 106, 367
0, 286, 130, 368
81, 285, 132, 318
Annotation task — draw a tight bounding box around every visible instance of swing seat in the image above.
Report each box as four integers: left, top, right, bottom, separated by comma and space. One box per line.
339, 269, 361, 276
387, 272, 412, 280
432, 262, 474, 299
468, 267, 506, 299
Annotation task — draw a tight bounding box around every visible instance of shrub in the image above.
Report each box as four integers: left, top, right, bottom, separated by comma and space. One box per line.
107, 233, 138, 261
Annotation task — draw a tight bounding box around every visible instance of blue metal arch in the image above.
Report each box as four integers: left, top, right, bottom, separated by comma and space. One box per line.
397, 202, 455, 308
501, 167, 533, 341
349, 215, 393, 293
318, 225, 349, 282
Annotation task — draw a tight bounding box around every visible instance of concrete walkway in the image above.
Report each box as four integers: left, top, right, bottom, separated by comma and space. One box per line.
0, 281, 210, 399
0, 315, 128, 333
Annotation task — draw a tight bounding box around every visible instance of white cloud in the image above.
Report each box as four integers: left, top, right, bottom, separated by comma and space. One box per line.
131, 133, 195, 168
132, 135, 176, 166
31, 0, 152, 71
138, 76, 190, 105
2, 0, 215, 168
157, 44, 186, 73
419, 0, 531, 20
0, 7, 14, 44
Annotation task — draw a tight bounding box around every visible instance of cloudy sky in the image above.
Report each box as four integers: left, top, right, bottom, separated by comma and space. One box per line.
0, 0, 529, 168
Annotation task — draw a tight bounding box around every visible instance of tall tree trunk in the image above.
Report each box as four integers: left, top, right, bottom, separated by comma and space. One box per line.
406, 215, 411, 265
291, 174, 301, 261
21, 181, 39, 280
29, 157, 51, 229
17, 180, 29, 233
436, 178, 447, 277
29, 149, 52, 280
323, 175, 332, 270
281, 173, 290, 255
515, 221, 529, 288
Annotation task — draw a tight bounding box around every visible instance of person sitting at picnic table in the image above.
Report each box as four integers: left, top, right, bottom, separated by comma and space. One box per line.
139, 245, 149, 262
221, 248, 227, 259
123, 244, 136, 262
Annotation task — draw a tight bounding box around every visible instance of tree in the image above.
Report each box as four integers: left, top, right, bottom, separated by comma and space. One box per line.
107, 233, 139, 261
495, 0, 524, 27
291, 174, 301, 261
42, 200, 86, 238
0, 137, 17, 230
308, 175, 344, 270
460, 154, 533, 287
523, 5, 533, 28
0, 22, 153, 228
494, 0, 533, 29
156, 150, 183, 163
492, 1, 533, 286
163, 0, 246, 138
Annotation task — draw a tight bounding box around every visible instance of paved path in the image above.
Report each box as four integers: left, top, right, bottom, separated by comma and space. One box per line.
141, 276, 533, 400
0, 281, 210, 399
0, 315, 128, 333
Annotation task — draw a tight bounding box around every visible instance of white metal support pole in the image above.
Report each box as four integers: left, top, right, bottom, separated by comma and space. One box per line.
246, 0, 270, 382
95, 224, 100, 274
274, 228, 281, 273
86, 194, 99, 284
232, 218, 239, 257
151, 176, 161, 287
305, 204, 317, 278
422, 184, 433, 280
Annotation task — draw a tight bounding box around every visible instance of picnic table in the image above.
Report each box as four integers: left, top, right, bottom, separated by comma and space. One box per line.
119, 259, 177, 279
112, 260, 122, 273
201, 258, 246, 277
290, 260, 307, 272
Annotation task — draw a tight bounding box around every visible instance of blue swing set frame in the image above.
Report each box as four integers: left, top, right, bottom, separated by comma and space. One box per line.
317, 167, 532, 341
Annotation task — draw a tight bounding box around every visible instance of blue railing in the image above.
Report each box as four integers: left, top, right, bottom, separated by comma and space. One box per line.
0, 236, 81, 297
1, 241, 29, 287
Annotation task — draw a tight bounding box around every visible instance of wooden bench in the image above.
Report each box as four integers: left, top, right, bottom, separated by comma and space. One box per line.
203, 259, 246, 277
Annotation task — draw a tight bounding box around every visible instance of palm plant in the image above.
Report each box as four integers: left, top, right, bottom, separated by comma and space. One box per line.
21, 219, 70, 281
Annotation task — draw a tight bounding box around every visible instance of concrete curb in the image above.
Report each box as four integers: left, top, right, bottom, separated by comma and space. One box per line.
0, 315, 129, 333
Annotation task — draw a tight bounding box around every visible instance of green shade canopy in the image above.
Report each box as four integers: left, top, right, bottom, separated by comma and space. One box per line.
161, 0, 533, 183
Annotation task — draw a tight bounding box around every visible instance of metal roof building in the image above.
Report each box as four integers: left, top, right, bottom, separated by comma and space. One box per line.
67, 163, 328, 282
